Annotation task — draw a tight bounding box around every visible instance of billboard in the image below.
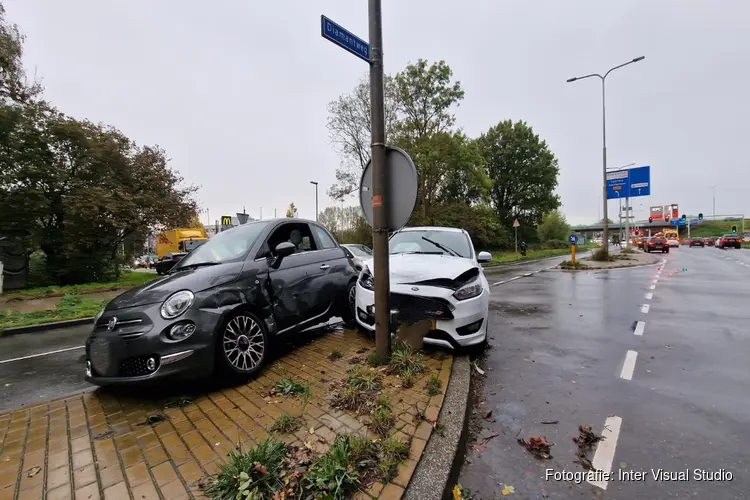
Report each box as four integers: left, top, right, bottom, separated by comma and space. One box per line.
664, 204, 679, 219
650, 206, 663, 220
606, 165, 651, 200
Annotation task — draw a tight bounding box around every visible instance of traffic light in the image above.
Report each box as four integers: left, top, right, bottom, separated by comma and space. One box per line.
634, 229, 639, 236
648, 216, 653, 223
665, 215, 670, 222
731, 225, 737, 234
681, 214, 686, 222
698, 213, 703, 221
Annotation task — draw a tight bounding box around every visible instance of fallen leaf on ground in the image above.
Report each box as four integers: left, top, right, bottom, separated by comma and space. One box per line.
26, 466, 41, 477
452, 484, 463, 500
501, 484, 515, 496
573, 424, 604, 470
517, 435, 553, 459
473, 362, 485, 375
484, 410, 493, 419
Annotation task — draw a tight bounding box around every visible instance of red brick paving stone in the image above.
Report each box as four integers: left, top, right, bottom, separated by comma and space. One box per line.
46, 484, 73, 500
73, 463, 97, 491
129, 478, 159, 500
47, 465, 71, 491
159, 480, 190, 500
125, 462, 150, 487
150, 461, 178, 488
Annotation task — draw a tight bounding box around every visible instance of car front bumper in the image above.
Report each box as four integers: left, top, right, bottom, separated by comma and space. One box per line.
354, 281, 489, 350
84, 302, 220, 386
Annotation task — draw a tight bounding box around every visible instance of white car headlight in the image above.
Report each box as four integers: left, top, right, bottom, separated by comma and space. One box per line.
454, 277, 482, 301
358, 266, 374, 291
160, 290, 195, 319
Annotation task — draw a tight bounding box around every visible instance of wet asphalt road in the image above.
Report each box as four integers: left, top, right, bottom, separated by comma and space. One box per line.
460, 246, 750, 500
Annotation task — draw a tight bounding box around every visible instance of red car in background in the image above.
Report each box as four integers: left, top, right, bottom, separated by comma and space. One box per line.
705, 237, 715, 246
718, 234, 742, 249
688, 237, 705, 247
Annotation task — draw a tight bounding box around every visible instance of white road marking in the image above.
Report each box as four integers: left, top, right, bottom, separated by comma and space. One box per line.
587, 416, 623, 490
641, 304, 650, 314
508, 276, 521, 281
0, 346, 85, 365
649, 284, 656, 290
620, 350, 638, 380
634, 321, 646, 336
651, 278, 659, 284
523, 272, 533, 277
491, 280, 506, 286
645, 292, 653, 300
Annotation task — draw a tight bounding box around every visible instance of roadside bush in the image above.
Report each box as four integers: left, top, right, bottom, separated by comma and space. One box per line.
543, 239, 568, 249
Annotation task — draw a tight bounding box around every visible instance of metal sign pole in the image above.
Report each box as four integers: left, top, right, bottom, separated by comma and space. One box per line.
368, 0, 391, 363
624, 196, 630, 248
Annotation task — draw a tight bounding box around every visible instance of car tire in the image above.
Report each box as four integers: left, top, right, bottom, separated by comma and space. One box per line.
340, 281, 357, 328
665, 249, 670, 253
216, 311, 269, 377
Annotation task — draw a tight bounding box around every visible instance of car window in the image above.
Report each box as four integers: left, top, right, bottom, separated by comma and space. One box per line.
313, 225, 337, 249
389, 229, 471, 258
259, 222, 319, 258
177, 220, 271, 267
347, 245, 372, 257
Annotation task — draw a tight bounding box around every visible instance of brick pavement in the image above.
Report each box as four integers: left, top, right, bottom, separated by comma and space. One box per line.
0, 329, 453, 500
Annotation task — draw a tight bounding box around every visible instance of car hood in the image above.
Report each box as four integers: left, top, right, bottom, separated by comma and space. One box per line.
362, 253, 478, 285
106, 262, 243, 310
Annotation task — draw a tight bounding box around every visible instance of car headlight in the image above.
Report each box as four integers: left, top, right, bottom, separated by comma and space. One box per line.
359, 266, 374, 291
453, 277, 483, 301
160, 290, 195, 319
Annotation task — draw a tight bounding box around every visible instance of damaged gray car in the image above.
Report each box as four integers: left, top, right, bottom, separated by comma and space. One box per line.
85, 218, 359, 386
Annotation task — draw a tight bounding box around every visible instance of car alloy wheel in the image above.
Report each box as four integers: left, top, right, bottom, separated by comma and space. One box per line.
222, 314, 266, 374
348, 283, 356, 316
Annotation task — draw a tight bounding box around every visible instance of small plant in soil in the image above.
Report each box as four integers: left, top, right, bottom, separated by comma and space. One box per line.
377, 436, 410, 482
331, 366, 383, 414
560, 260, 589, 270
369, 395, 395, 437
425, 374, 442, 397
401, 368, 415, 388
203, 438, 288, 500
388, 342, 424, 377
590, 248, 615, 262
366, 352, 380, 367
346, 366, 382, 391
272, 378, 311, 398
328, 350, 343, 361
270, 413, 302, 434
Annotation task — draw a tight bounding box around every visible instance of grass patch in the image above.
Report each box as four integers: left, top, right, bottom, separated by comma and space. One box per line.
369, 396, 394, 437
559, 260, 589, 270
203, 438, 288, 500
3, 271, 156, 300
377, 436, 410, 482
589, 248, 615, 262
425, 374, 442, 397
684, 219, 749, 238
328, 350, 343, 361
401, 369, 415, 388
483, 243, 595, 267
272, 378, 311, 399
331, 366, 383, 414
366, 352, 380, 367
0, 295, 109, 333
388, 342, 424, 377
270, 413, 302, 435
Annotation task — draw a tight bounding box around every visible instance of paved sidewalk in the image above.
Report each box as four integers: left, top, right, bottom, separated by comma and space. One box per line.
0, 329, 452, 500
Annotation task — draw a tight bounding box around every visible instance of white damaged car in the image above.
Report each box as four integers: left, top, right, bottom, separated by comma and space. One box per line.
354, 226, 492, 351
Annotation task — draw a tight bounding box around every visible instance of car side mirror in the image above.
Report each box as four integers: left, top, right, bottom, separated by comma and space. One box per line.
477, 251, 492, 263
270, 242, 296, 268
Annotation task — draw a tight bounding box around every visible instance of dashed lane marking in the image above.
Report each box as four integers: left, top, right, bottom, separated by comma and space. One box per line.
649, 284, 656, 290
587, 416, 623, 490
0, 346, 85, 365
620, 350, 638, 380
641, 304, 650, 314
491, 269, 543, 287
634, 321, 646, 336
645, 292, 653, 300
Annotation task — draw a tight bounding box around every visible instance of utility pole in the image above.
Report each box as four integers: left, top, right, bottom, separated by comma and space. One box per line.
624, 196, 630, 247
274, 208, 277, 218
711, 185, 717, 220
368, 0, 391, 364
310, 181, 319, 221
260, 207, 263, 220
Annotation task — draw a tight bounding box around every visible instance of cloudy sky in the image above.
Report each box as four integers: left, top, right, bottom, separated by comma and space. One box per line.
7, 0, 749, 226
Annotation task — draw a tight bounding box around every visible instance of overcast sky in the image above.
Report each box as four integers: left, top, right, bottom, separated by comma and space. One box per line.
7, 0, 749, 226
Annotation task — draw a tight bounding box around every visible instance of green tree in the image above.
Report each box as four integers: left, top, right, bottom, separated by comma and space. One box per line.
0, 3, 41, 104
325, 75, 399, 199
318, 206, 340, 233
537, 210, 570, 242
478, 120, 561, 230
286, 202, 297, 218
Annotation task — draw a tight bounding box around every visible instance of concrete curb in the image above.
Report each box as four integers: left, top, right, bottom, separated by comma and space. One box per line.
0, 317, 95, 337
483, 249, 595, 272
404, 355, 471, 500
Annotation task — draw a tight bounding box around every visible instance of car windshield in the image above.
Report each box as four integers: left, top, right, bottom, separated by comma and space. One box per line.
176, 221, 270, 268
346, 245, 372, 257
389, 229, 471, 258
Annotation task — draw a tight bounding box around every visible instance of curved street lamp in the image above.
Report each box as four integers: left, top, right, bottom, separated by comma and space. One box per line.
567, 56, 645, 254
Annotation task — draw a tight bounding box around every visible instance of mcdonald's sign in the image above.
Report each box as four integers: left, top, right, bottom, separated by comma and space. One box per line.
221, 216, 232, 226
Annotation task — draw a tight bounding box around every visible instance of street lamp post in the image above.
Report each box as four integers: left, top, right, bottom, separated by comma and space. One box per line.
711, 185, 717, 220
310, 181, 319, 222
567, 56, 645, 255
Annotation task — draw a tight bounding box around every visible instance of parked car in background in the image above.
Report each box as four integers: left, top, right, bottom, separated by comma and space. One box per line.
705, 237, 715, 246
341, 244, 372, 272
718, 234, 742, 249
645, 236, 670, 253
154, 253, 187, 275
688, 237, 705, 247
355, 226, 491, 352
84, 218, 359, 386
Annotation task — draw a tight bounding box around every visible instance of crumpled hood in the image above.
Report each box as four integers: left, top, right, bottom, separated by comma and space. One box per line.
106, 262, 243, 310
362, 253, 477, 284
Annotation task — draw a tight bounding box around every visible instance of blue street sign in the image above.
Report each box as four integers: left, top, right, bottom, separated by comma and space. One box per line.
606, 165, 651, 200
569, 234, 579, 244
321, 15, 370, 63
669, 219, 686, 227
